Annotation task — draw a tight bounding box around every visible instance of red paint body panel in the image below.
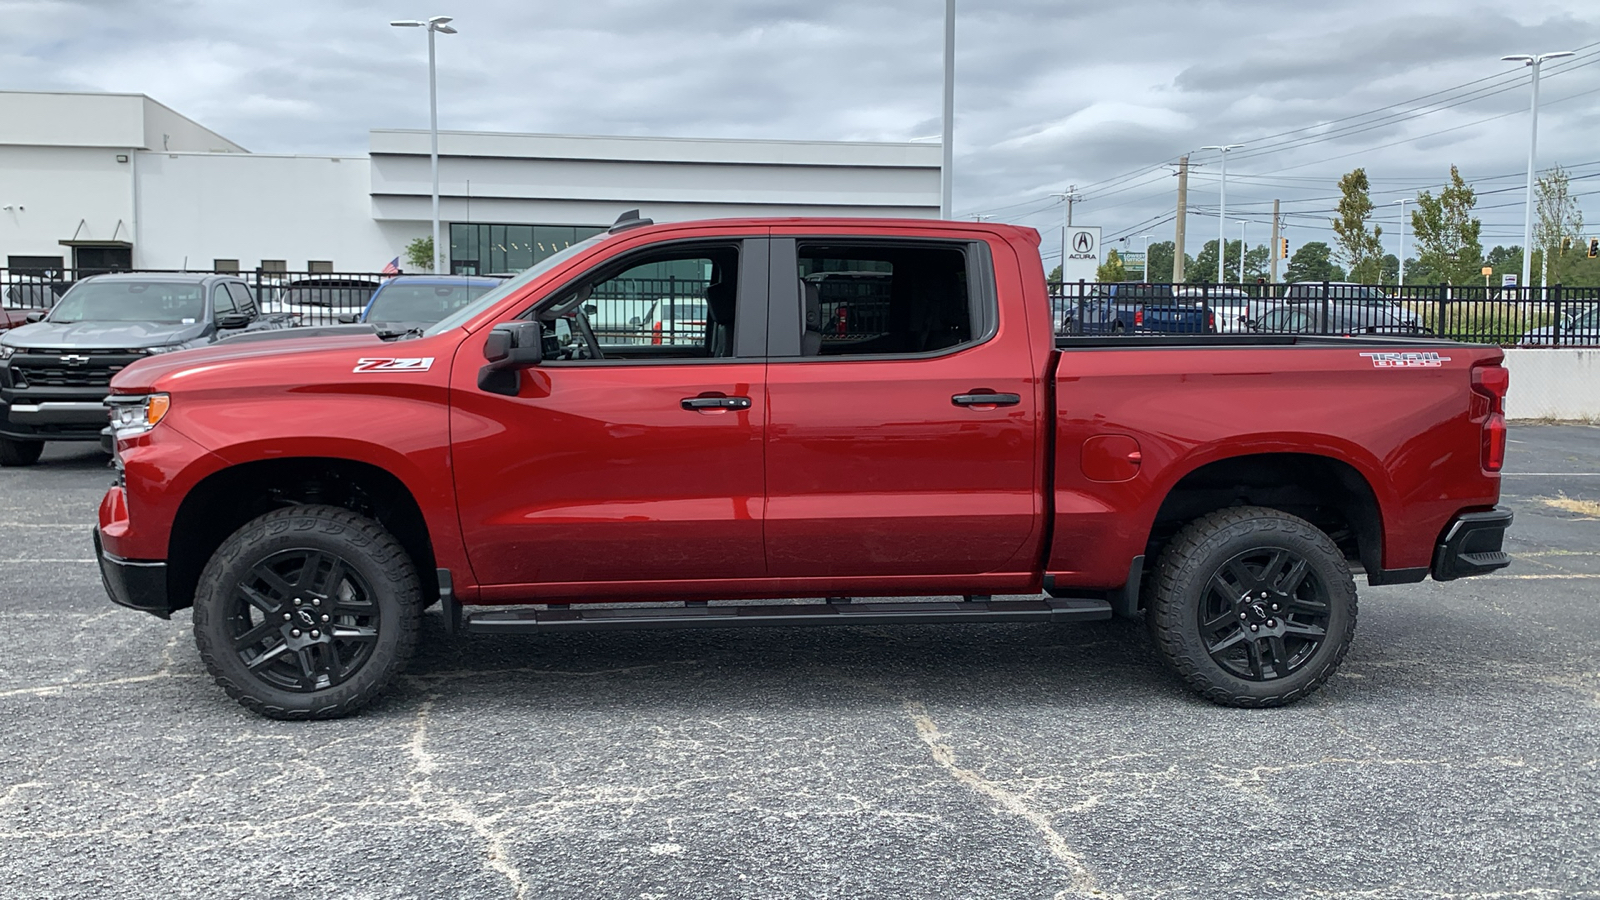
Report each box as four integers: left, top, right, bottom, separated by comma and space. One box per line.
99, 216, 1502, 610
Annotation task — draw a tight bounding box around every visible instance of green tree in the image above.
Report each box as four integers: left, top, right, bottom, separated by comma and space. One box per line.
1190, 239, 1252, 283
1535, 165, 1584, 285
1380, 253, 1399, 284
1410, 166, 1483, 285
1284, 241, 1346, 283
1331, 168, 1385, 281
1144, 241, 1179, 284
1096, 249, 1127, 282
404, 237, 435, 273
1048, 264, 1063, 283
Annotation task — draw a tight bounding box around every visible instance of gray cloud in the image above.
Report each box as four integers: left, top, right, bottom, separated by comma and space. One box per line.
5, 0, 1598, 253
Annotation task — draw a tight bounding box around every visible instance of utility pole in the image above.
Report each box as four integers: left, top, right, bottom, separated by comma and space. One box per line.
1173, 156, 1189, 282
1392, 198, 1407, 287
1269, 199, 1281, 284
1051, 187, 1080, 279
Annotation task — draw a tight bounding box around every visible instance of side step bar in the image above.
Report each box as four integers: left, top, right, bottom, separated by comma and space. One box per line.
462, 597, 1112, 635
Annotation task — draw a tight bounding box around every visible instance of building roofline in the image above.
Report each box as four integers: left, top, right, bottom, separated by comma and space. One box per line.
371, 128, 937, 151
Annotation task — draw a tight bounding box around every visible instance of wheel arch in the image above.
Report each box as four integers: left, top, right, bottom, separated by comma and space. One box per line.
166, 457, 438, 614
1144, 451, 1387, 580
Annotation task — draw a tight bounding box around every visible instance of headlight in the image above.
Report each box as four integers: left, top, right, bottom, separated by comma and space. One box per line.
144, 344, 184, 355
106, 393, 171, 437
0, 344, 14, 360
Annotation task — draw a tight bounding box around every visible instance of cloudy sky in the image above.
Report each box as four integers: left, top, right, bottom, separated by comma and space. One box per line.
7, 0, 1600, 264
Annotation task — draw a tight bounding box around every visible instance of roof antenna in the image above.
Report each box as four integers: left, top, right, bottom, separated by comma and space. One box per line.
608, 209, 653, 233
181, 256, 188, 272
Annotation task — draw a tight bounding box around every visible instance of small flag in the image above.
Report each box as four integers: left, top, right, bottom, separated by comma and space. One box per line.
381, 257, 400, 275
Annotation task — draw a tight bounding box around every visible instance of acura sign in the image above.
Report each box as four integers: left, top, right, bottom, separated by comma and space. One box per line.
1060, 226, 1101, 284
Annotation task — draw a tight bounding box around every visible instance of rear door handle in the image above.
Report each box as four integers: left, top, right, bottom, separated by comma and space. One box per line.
681, 395, 752, 410
952, 392, 1021, 407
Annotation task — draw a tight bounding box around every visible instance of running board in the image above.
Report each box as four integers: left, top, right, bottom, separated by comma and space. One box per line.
462, 597, 1112, 634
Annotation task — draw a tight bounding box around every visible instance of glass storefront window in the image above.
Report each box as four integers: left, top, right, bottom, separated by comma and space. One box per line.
450, 223, 605, 275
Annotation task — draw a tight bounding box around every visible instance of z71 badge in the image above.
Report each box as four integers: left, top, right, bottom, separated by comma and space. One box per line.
1359, 351, 1450, 368
353, 357, 435, 373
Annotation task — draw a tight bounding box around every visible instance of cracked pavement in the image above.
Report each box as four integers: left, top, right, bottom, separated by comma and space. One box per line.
1, 424, 1597, 899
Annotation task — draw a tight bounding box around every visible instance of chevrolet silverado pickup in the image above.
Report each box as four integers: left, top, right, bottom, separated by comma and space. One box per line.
93, 213, 1513, 719
0, 272, 292, 466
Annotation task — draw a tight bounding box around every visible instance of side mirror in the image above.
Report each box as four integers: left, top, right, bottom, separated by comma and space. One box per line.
216, 313, 251, 329
478, 321, 543, 395
25, 311, 45, 323
337, 313, 359, 324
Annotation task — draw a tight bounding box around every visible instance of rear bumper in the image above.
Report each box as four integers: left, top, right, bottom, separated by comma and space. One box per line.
93, 527, 173, 619
1431, 507, 1513, 582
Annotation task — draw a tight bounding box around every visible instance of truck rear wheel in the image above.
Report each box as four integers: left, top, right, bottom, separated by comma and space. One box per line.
192, 505, 421, 720
0, 437, 44, 467
1146, 506, 1357, 708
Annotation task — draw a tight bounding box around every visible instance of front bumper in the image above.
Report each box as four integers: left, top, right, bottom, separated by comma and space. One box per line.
1431, 507, 1513, 582
0, 399, 109, 442
93, 527, 173, 618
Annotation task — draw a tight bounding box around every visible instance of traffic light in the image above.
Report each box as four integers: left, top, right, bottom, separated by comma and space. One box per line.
1279, 237, 1289, 259
1588, 238, 1598, 259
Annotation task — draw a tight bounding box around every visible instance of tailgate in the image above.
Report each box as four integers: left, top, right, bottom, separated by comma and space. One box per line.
1139, 305, 1209, 333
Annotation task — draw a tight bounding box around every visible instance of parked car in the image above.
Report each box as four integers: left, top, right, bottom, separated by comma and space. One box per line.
261, 277, 381, 326
1518, 305, 1600, 346
340, 275, 506, 332
2, 276, 74, 333
94, 214, 1508, 720
1250, 305, 1421, 336
1176, 286, 1252, 333
644, 296, 710, 345
1282, 282, 1421, 330
0, 273, 293, 465
1063, 283, 1214, 334
580, 297, 657, 345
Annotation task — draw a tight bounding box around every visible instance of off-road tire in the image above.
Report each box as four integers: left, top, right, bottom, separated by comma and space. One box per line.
1146, 506, 1357, 708
0, 437, 44, 467
193, 505, 421, 720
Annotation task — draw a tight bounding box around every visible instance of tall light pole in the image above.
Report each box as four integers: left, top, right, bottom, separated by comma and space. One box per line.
1051, 188, 1079, 280
1202, 144, 1243, 283
1141, 233, 1154, 281
392, 15, 458, 273
1503, 50, 1574, 293
940, 0, 955, 219
1237, 220, 1247, 283
1392, 198, 1408, 287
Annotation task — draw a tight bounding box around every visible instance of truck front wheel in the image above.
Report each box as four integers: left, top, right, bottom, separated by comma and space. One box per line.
0, 437, 44, 467
1146, 506, 1357, 708
192, 505, 421, 720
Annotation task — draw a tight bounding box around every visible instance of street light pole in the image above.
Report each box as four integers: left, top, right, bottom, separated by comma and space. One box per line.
1237, 220, 1246, 283
1503, 50, 1574, 293
1201, 144, 1243, 283
940, 0, 955, 219
1392, 198, 1408, 287
1051, 187, 1078, 279
1141, 233, 1154, 281
392, 15, 458, 273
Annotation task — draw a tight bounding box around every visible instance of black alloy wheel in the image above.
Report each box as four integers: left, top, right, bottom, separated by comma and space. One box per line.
229, 548, 382, 692
1146, 506, 1357, 708
193, 505, 420, 719
1198, 547, 1330, 681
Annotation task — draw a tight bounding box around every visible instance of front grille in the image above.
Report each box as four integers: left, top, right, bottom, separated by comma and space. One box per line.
10, 348, 143, 390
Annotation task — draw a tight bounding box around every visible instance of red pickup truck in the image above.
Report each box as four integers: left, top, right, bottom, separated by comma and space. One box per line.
94, 213, 1512, 719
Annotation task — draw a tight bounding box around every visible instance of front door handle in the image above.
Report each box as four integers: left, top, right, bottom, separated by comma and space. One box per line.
952, 392, 1022, 407
681, 395, 752, 411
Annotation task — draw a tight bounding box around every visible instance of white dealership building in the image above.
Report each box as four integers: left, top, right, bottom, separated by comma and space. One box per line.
0, 90, 942, 276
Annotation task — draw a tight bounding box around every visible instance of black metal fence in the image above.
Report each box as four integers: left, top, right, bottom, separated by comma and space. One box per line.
1048, 280, 1600, 347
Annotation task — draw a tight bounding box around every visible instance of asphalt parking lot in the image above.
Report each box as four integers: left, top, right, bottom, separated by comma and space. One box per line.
1, 424, 1596, 900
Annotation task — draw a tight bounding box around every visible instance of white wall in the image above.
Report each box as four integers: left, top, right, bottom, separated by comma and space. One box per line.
0, 145, 135, 263
135, 152, 417, 271
1502, 348, 1600, 422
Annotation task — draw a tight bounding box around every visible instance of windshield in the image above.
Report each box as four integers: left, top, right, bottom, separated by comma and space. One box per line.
367, 282, 498, 324
275, 284, 377, 309
49, 280, 206, 324
425, 233, 611, 336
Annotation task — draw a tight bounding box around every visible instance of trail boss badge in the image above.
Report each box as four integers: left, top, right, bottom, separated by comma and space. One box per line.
1359, 352, 1450, 368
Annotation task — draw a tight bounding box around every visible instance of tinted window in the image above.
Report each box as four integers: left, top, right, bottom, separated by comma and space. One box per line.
50, 281, 207, 324
212, 284, 236, 316
227, 282, 257, 316
367, 282, 498, 324
796, 244, 972, 356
